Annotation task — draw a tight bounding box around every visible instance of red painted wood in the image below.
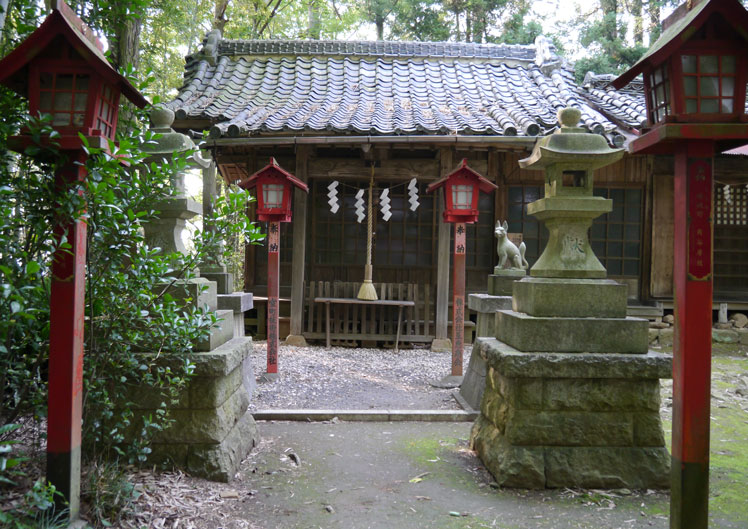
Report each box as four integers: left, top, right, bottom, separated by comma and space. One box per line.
671, 140, 714, 528
451, 223, 466, 377
266, 221, 280, 374
46, 155, 86, 458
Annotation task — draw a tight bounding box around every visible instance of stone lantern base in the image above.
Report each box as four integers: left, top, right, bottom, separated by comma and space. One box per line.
470, 277, 672, 489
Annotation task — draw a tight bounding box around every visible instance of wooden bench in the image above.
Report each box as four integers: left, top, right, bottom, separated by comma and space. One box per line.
302, 281, 475, 347
314, 297, 415, 352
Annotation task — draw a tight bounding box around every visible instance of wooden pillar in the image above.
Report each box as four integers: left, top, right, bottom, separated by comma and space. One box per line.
434, 148, 452, 350
266, 221, 280, 376
670, 140, 714, 529
288, 146, 310, 345
451, 223, 466, 375
47, 154, 87, 521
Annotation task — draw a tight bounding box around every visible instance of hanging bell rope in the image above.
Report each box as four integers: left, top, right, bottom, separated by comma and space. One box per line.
357, 165, 378, 300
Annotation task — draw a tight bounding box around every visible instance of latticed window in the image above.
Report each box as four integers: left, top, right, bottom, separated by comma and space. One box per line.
590, 188, 643, 277
506, 185, 547, 265
38, 72, 89, 128
96, 84, 117, 139
715, 185, 748, 226
681, 54, 736, 114
715, 185, 748, 295
507, 185, 643, 277
648, 64, 671, 123
451, 185, 473, 209
262, 183, 284, 209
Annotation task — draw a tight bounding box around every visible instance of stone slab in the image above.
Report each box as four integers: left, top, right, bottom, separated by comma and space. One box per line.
468, 293, 513, 313
217, 292, 254, 313
202, 272, 234, 295
712, 328, 739, 343
511, 277, 627, 318
188, 362, 244, 409
495, 310, 649, 353
194, 309, 235, 352
158, 277, 217, 312
476, 337, 672, 379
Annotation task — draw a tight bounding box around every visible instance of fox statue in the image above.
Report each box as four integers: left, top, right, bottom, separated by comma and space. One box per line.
495, 220, 529, 270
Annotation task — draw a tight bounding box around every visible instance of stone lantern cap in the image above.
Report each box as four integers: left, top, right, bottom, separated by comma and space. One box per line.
141, 106, 197, 156
519, 108, 623, 172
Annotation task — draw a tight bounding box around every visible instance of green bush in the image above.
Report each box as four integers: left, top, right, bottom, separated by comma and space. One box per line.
0, 77, 262, 488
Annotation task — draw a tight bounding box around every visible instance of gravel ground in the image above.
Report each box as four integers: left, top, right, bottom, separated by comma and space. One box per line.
248, 342, 471, 411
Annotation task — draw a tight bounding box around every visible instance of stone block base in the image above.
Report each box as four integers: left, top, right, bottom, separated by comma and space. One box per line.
459, 341, 489, 411
202, 271, 234, 295
471, 416, 670, 489
470, 338, 671, 489
126, 337, 258, 481
496, 310, 649, 353
512, 277, 627, 318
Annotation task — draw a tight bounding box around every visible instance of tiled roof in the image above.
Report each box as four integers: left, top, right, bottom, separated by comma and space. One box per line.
167, 36, 624, 139
582, 73, 648, 131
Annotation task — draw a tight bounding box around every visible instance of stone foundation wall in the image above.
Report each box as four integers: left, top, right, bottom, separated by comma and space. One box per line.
471, 337, 671, 489
126, 337, 257, 481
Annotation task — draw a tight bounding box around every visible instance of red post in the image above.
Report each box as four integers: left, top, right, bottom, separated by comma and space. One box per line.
671, 141, 714, 529
46, 154, 87, 519
266, 221, 280, 375
452, 222, 466, 376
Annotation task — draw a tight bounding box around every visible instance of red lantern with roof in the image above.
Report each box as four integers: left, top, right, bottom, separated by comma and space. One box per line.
427, 158, 497, 223
0, 0, 146, 151
237, 157, 309, 222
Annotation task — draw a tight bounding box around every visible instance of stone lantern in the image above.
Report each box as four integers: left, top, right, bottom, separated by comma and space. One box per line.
470, 108, 672, 491
518, 107, 623, 278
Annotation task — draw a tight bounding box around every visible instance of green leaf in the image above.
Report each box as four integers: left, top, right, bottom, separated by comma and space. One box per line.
25, 261, 41, 275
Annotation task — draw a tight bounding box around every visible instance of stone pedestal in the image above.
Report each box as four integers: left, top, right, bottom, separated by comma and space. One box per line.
471, 277, 672, 489
127, 337, 258, 481
471, 338, 671, 489
488, 268, 526, 296
217, 291, 254, 338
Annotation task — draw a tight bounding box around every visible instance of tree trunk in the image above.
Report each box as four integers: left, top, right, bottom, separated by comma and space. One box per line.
631, 0, 643, 45
648, 0, 661, 45
111, 16, 142, 71
600, 0, 618, 42
465, 11, 471, 42
0, 0, 10, 35
308, 0, 320, 39
214, 0, 230, 32
376, 14, 384, 40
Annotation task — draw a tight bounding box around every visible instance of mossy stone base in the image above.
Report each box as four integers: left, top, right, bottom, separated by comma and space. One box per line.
194, 309, 235, 352
125, 337, 258, 482
512, 277, 627, 318
496, 310, 649, 353
470, 337, 671, 489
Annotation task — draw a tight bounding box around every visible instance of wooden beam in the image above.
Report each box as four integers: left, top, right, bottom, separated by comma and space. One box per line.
288, 146, 311, 343
435, 148, 453, 344
309, 157, 438, 181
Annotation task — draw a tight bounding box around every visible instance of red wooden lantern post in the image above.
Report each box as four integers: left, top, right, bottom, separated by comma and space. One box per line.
427, 160, 496, 378
0, 1, 147, 521
613, 1, 748, 527
238, 158, 308, 379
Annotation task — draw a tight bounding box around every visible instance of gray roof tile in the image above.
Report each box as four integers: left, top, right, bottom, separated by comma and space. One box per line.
169, 37, 642, 138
